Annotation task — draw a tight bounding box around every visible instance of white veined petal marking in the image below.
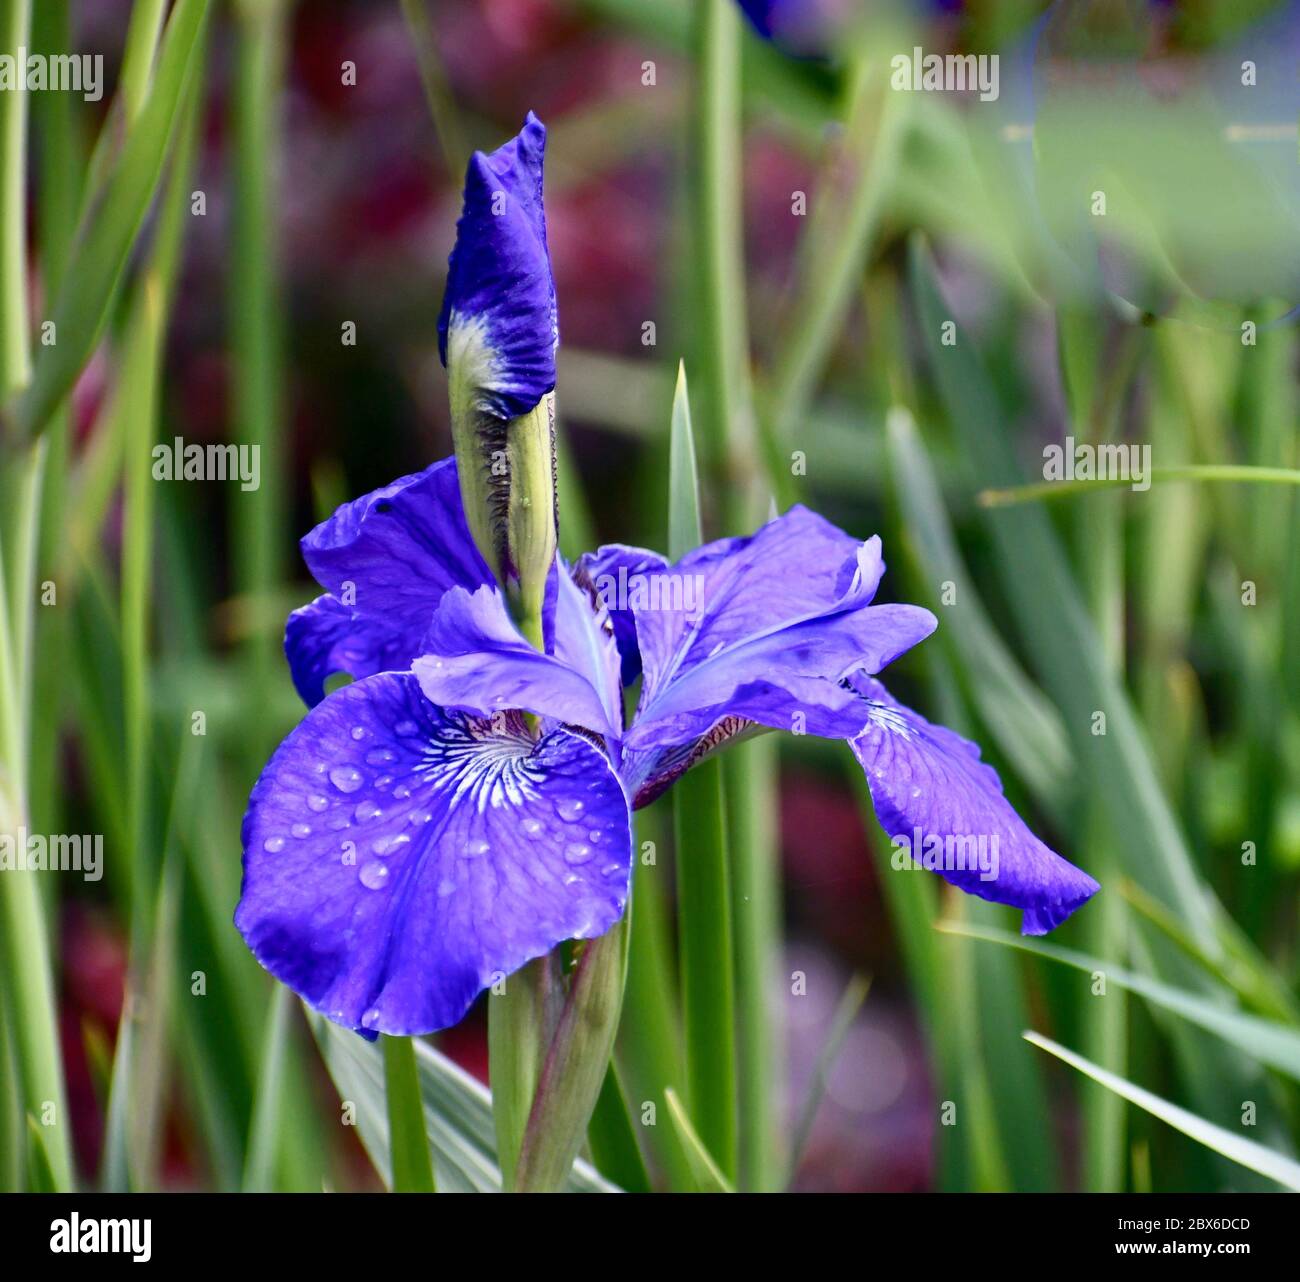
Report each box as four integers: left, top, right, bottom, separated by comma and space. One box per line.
413, 714, 548, 814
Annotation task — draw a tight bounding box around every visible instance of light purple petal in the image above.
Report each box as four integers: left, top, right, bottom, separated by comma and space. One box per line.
235, 672, 632, 1036
576, 543, 669, 684
412, 585, 620, 739
847, 675, 1099, 935
629, 512, 932, 750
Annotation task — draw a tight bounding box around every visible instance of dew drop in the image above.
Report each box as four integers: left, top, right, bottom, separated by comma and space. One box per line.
366, 747, 395, 766
564, 842, 594, 865
374, 775, 393, 792
291, 823, 312, 839
360, 1008, 381, 1030
306, 794, 329, 813
556, 798, 585, 823
437, 878, 456, 897
329, 766, 364, 794
601, 862, 623, 878
262, 835, 285, 853
463, 838, 490, 858
394, 720, 419, 737
522, 818, 543, 836
355, 798, 383, 823
350, 726, 368, 741
372, 832, 410, 857
408, 808, 433, 827
393, 783, 412, 800
359, 862, 389, 890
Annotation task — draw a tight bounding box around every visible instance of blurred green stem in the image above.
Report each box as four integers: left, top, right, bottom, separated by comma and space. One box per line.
382, 1035, 437, 1192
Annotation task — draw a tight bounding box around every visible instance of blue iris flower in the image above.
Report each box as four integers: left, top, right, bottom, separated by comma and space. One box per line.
235, 116, 1098, 1039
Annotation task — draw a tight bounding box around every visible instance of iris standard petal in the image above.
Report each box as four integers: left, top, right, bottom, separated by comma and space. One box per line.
437, 112, 557, 422
412, 584, 620, 739
847, 675, 1099, 935
575, 542, 669, 684
284, 594, 415, 708
629, 512, 933, 750
300, 457, 492, 635
235, 672, 632, 1036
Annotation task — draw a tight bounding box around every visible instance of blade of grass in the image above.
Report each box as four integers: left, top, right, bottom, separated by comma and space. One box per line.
786, 973, 870, 1186
663, 1088, 734, 1193
240, 986, 293, 1192
1025, 1032, 1300, 1191
945, 922, 1300, 1083
6, 0, 210, 443
382, 1035, 437, 1193
586, 1062, 651, 1193
980, 464, 1300, 508
668, 363, 737, 1182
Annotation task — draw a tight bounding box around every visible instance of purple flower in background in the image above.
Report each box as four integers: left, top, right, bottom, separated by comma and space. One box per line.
235, 114, 1098, 1039
736, 0, 852, 56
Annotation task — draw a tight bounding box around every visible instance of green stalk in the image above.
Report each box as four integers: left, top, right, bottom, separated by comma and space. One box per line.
0, 0, 31, 399
667, 365, 737, 1181
0, 0, 72, 1194
382, 1035, 437, 1193
231, 0, 286, 732
691, 2, 776, 1191
489, 954, 561, 1190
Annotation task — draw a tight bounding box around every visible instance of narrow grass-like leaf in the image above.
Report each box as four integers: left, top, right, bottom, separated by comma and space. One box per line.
1025, 1032, 1300, 1191
587, 1063, 651, 1193
7, 0, 210, 442
382, 1035, 437, 1193
241, 986, 293, 1193
308, 1011, 620, 1193
944, 922, 1300, 1083
786, 974, 870, 1186
663, 1088, 734, 1193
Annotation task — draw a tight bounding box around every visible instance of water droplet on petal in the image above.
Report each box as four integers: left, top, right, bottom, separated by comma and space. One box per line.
602, 862, 623, 878
408, 808, 433, 826
564, 842, 593, 865
361, 1008, 381, 1030
393, 783, 412, 800
372, 832, 410, 857
463, 838, 490, 858
355, 798, 382, 823
522, 818, 543, 836
556, 798, 585, 822
350, 726, 368, 741
366, 748, 395, 766
291, 823, 311, 839
262, 835, 285, 853
307, 794, 329, 813
437, 878, 456, 897
394, 720, 419, 737
330, 766, 364, 794
374, 775, 393, 791
359, 862, 389, 890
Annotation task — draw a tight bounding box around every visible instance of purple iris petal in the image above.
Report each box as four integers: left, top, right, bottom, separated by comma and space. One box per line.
284, 594, 413, 708
628, 511, 935, 749
235, 672, 632, 1036
847, 674, 1099, 935
437, 112, 557, 420
576, 543, 669, 685
412, 584, 621, 740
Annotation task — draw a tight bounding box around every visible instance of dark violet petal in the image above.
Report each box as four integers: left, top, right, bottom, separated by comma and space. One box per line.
300, 457, 492, 640
284, 594, 416, 708
412, 585, 619, 739
629, 513, 932, 750
737, 0, 843, 57
576, 542, 669, 685
437, 112, 557, 421
236, 672, 632, 1036
847, 675, 1099, 935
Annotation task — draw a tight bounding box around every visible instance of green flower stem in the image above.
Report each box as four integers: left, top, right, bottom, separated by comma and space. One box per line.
691, 3, 776, 1190
488, 954, 560, 1190
0, 0, 72, 1194
515, 914, 631, 1192
382, 1035, 437, 1193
